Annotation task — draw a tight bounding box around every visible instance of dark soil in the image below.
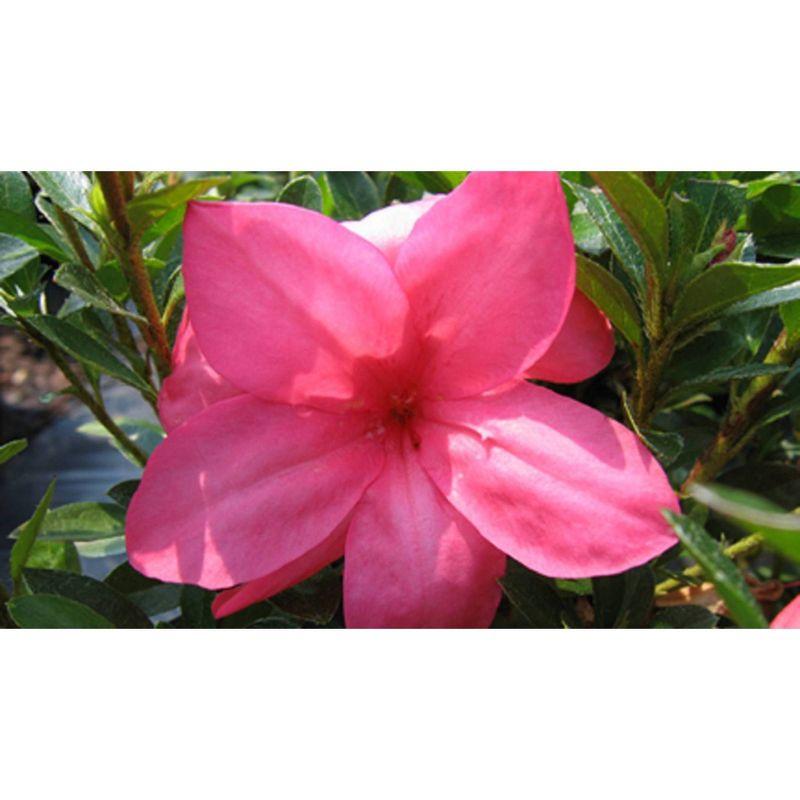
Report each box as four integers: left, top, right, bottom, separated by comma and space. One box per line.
0, 327, 73, 443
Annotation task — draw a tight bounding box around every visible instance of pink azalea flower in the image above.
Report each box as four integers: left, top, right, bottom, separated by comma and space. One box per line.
127, 172, 679, 628
771, 595, 800, 628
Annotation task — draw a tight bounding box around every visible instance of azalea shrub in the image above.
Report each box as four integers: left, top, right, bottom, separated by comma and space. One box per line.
2, 170, 800, 629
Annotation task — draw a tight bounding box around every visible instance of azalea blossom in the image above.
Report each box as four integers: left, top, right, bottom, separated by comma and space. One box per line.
771, 595, 800, 628
127, 171, 679, 628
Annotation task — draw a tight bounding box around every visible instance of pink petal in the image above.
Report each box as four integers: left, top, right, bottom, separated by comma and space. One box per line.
127, 395, 384, 588
343, 196, 441, 266
393, 172, 575, 399
417, 382, 678, 578
344, 434, 505, 628
158, 310, 242, 432
526, 291, 615, 384
182, 201, 416, 413
212, 519, 348, 619
771, 595, 800, 628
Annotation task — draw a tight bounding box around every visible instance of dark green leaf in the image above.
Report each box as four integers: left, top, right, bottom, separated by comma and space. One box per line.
685, 179, 746, 251
0, 438, 26, 464
576, 253, 642, 347
589, 172, 669, 280
672, 362, 789, 393
180, 586, 216, 628
7, 594, 114, 629
672, 261, 800, 329
22, 568, 152, 628
27, 316, 155, 396
325, 172, 380, 220
499, 560, 577, 628
54, 263, 145, 322
651, 606, 718, 628
107, 479, 140, 509
0, 172, 34, 219
270, 567, 341, 625
10, 480, 56, 583
668, 193, 703, 285
395, 171, 466, 193
593, 566, 654, 628
126, 177, 225, 233
0, 234, 39, 280
277, 175, 323, 211
662, 511, 768, 628
25, 540, 80, 573
248, 615, 302, 628
569, 182, 645, 289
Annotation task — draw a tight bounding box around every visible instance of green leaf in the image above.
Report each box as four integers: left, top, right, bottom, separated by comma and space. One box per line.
571, 202, 607, 256
589, 172, 669, 281
668, 193, 703, 285
0, 438, 26, 465
395, 171, 466, 193
54, 263, 145, 321
499, 560, 577, 628
270, 567, 342, 625
27, 316, 155, 396
248, 615, 302, 628
7, 594, 115, 628
25, 540, 80, 573
22, 568, 152, 628
126, 177, 225, 233
671, 362, 789, 393
30, 171, 92, 214
75, 535, 127, 558
651, 606, 718, 628
107, 479, 140, 509
104, 562, 181, 617
662, 511, 768, 628
0, 209, 69, 261
671, 261, 800, 329
0, 172, 34, 219
593, 566, 654, 628
688, 483, 800, 564
0, 233, 39, 280
9, 501, 125, 543
782, 298, 800, 344
180, 586, 216, 628
723, 280, 800, 316
685, 179, 746, 252
569, 182, 645, 290
324, 172, 380, 220
78, 418, 163, 463
277, 175, 323, 211
576, 253, 642, 347
10, 480, 56, 584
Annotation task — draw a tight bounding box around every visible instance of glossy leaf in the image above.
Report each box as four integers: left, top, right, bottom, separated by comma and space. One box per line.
270, 566, 342, 625
324, 172, 380, 220
27, 316, 155, 396
0, 234, 39, 280
22, 568, 152, 628
590, 172, 669, 280
107, 479, 140, 509
662, 511, 768, 628
0, 210, 68, 261
576, 253, 642, 347
685, 179, 746, 251
277, 175, 323, 211
0, 172, 34, 219
54, 263, 145, 321
7, 594, 114, 629
671, 261, 800, 329
126, 177, 225, 233
0, 438, 26, 465
569, 182, 645, 290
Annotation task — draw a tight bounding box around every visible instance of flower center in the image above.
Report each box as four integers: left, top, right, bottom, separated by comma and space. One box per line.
389, 390, 417, 426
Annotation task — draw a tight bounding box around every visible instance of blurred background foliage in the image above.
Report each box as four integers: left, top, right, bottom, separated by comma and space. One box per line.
2, 170, 800, 629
